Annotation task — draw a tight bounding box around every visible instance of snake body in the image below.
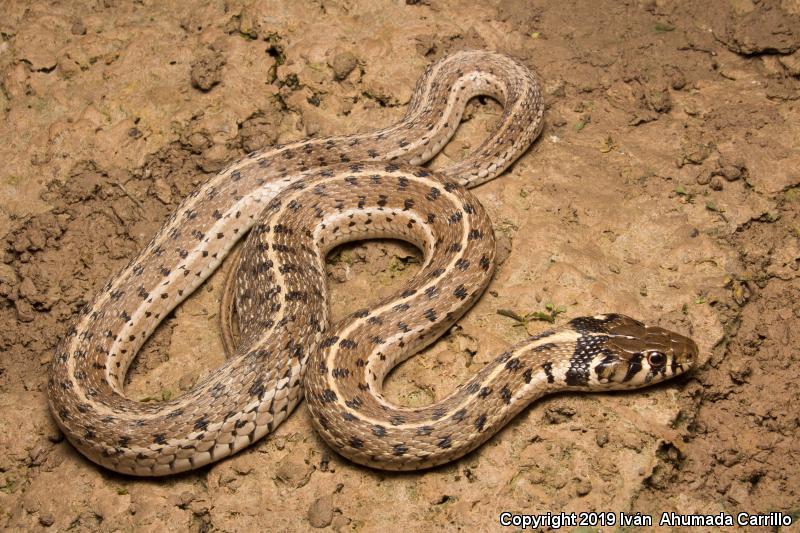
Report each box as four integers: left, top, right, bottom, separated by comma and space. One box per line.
48, 51, 696, 476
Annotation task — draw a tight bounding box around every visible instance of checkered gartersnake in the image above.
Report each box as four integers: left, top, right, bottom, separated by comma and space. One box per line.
48, 50, 696, 475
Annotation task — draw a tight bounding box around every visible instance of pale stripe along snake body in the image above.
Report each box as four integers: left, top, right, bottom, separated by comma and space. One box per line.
48, 50, 697, 475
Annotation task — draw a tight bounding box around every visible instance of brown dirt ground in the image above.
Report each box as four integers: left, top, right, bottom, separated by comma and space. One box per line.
1, 0, 799, 531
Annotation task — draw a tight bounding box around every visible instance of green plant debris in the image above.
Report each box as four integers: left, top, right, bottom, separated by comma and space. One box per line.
497, 302, 567, 326
674, 186, 696, 203
387, 254, 418, 272
599, 135, 617, 153
574, 116, 590, 131
264, 33, 286, 66
139, 389, 173, 403
1, 477, 17, 494
704, 201, 729, 222
328, 251, 353, 266
760, 211, 781, 223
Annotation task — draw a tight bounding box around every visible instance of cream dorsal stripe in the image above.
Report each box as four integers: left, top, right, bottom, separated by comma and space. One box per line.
47, 50, 547, 475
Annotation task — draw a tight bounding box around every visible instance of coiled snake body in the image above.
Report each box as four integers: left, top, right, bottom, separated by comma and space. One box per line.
48, 51, 697, 476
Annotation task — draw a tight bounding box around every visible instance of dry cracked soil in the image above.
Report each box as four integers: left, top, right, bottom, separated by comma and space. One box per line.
1, 0, 799, 531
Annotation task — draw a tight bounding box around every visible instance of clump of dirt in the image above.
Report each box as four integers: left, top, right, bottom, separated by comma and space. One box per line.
1, 0, 799, 531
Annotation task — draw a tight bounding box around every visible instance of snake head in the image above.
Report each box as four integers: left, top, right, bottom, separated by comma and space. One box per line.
588, 314, 697, 389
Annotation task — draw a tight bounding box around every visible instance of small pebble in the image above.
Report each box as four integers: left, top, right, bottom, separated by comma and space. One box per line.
331, 52, 357, 81
595, 430, 609, 447
670, 70, 686, 90
70, 21, 86, 35
495, 234, 513, 266
717, 448, 743, 467
47, 428, 64, 443
304, 116, 321, 137
331, 515, 351, 531
544, 406, 576, 424
177, 373, 194, 391
179, 491, 196, 508
28, 444, 46, 466
190, 52, 225, 91
546, 80, 566, 97
274, 456, 313, 488
319, 450, 331, 472
39, 513, 55, 527
307, 495, 334, 528
709, 176, 724, 191
15, 299, 36, 322
186, 131, 211, 151
726, 481, 750, 505
576, 479, 592, 496
695, 170, 711, 185
721, 165, 742, 181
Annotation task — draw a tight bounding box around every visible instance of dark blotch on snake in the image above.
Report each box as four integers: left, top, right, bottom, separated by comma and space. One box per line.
500, 386, 512, 404
321, 389, 338, 402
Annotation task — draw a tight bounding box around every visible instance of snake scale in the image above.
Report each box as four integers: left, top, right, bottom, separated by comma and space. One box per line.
48, 50, 697, 476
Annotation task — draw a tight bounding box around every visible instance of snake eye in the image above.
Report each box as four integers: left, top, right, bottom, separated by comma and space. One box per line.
646, 351, 666, 367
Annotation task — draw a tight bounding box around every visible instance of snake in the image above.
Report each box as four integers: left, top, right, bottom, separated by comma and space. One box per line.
47, 50, 697, 476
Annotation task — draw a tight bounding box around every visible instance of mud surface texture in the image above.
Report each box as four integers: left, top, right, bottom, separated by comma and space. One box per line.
1, 1, 799, 531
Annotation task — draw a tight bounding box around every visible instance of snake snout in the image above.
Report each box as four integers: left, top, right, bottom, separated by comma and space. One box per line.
669, 331, 698, 370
